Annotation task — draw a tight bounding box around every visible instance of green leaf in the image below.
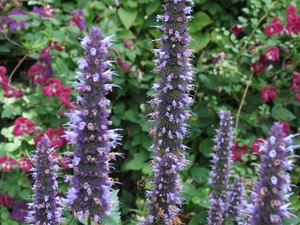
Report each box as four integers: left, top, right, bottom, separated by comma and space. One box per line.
0, 45, 10, 53
102, 190, 121, 225
5, 139, 22, 153
118, 8, 137, 30
122, 152, 148, 171
190, 167, 210, 184
188, 12, 212, 33
146, 1, 160, 16
189, 31, 210, 51
123, 109, 140, 123
271, 107, 296, 121
18, 189, 31, 200
199, 138, 214, 157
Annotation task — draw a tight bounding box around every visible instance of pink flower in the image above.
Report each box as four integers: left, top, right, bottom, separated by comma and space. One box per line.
261, 85, 277, 102
60, 158, 71, 170
232, 142, 248, 161
280, 121, 290, 134
42, 78, 62, 96
0, 155, 17, 172
13, 116, 35, 136
264, 17, 284, 35
286, 5, 300, 35
34, 132, 44, 146
0, 195, 14, 207
17, 157, 32, 172
230, 24, 244, 36
265, 46, 280, 61
252, 137, 265, 154
251, 54, 266, 74
27, 64, 47, 85
45, 126, 65, 148
58, 86, 72, 104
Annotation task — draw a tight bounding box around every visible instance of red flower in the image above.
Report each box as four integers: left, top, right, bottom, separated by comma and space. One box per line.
59, 86, 72, 104
48, 41, 64, 51
265, 46, 280, 61
295, 90, 300, 102
0, 156, 16, 172
286, 5, 300, 35
261, 85, 277, 102
251, 54, 266, 74
280, 121, 290, 135
34, 132, 44, 145
230, 24, 244, 36
46, 126, 65, 148
17, 157, 32, 172
232, 142, 248, 161
264, 17, 284, 35
252, 137, 265, 154
27, 64, 47, 85
0, 195, 14, 207
42, 78, 62, 96
13, 116, 35, 136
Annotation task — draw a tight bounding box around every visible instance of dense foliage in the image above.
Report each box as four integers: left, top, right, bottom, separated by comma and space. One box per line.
0, 0, 300, 224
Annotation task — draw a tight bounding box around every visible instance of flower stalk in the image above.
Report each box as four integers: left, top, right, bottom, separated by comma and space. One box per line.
26, 135, 63, 225
63, 27, 122, 223
141, 0, 194, 224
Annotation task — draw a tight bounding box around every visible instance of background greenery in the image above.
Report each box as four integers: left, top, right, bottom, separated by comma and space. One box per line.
0, 0, 300, 224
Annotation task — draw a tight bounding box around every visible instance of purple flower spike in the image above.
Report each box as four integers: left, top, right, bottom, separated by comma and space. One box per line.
250, 122, 298, 225
141, 0, 194, 224
63, 27, 122, 223
226, 177, 244, 220
26, 135, 63, 225
208, 110, 234, 225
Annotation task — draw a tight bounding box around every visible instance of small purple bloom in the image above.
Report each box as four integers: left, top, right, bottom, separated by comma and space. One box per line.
10, 201, 28, 223
1, 7, 27, 31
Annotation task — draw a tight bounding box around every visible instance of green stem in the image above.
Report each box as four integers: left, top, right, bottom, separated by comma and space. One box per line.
87, 217, 91, 225
235, 73, 253, 140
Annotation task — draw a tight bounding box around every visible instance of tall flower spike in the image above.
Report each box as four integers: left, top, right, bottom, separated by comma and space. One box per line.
26, 135, 63, 225
141, 1, 194, 224
250, 122, 298, 225
63, 27, 122, 223
226, 177, 244, 221
208, 110, 234, 225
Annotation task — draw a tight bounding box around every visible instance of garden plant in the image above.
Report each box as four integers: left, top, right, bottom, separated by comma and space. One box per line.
0, 0, 300, 225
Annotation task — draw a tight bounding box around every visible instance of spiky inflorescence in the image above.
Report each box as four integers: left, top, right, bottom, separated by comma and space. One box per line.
208, 110, 234, 225
63, 27, 122, 222
226, 177, 244, 220
26, 136, 63, 225
249, 122, 298, 225
141, 1, 194, 224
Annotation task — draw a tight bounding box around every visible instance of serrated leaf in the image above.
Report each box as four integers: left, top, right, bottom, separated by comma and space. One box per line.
188, 12, 212, 33
271, 107, 296, 121
102, 190, 121, 225
118, 8, 137, 30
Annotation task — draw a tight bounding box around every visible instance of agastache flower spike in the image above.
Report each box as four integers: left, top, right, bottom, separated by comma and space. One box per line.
250, 122, 298, 225
141, 1, 194, 224
26, 135, 63, 225
226, 177, 244, 220
208, 110, 234, 225
63, 27, 122, 223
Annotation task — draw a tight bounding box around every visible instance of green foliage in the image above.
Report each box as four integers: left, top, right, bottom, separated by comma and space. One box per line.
0, 0, 300, 224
